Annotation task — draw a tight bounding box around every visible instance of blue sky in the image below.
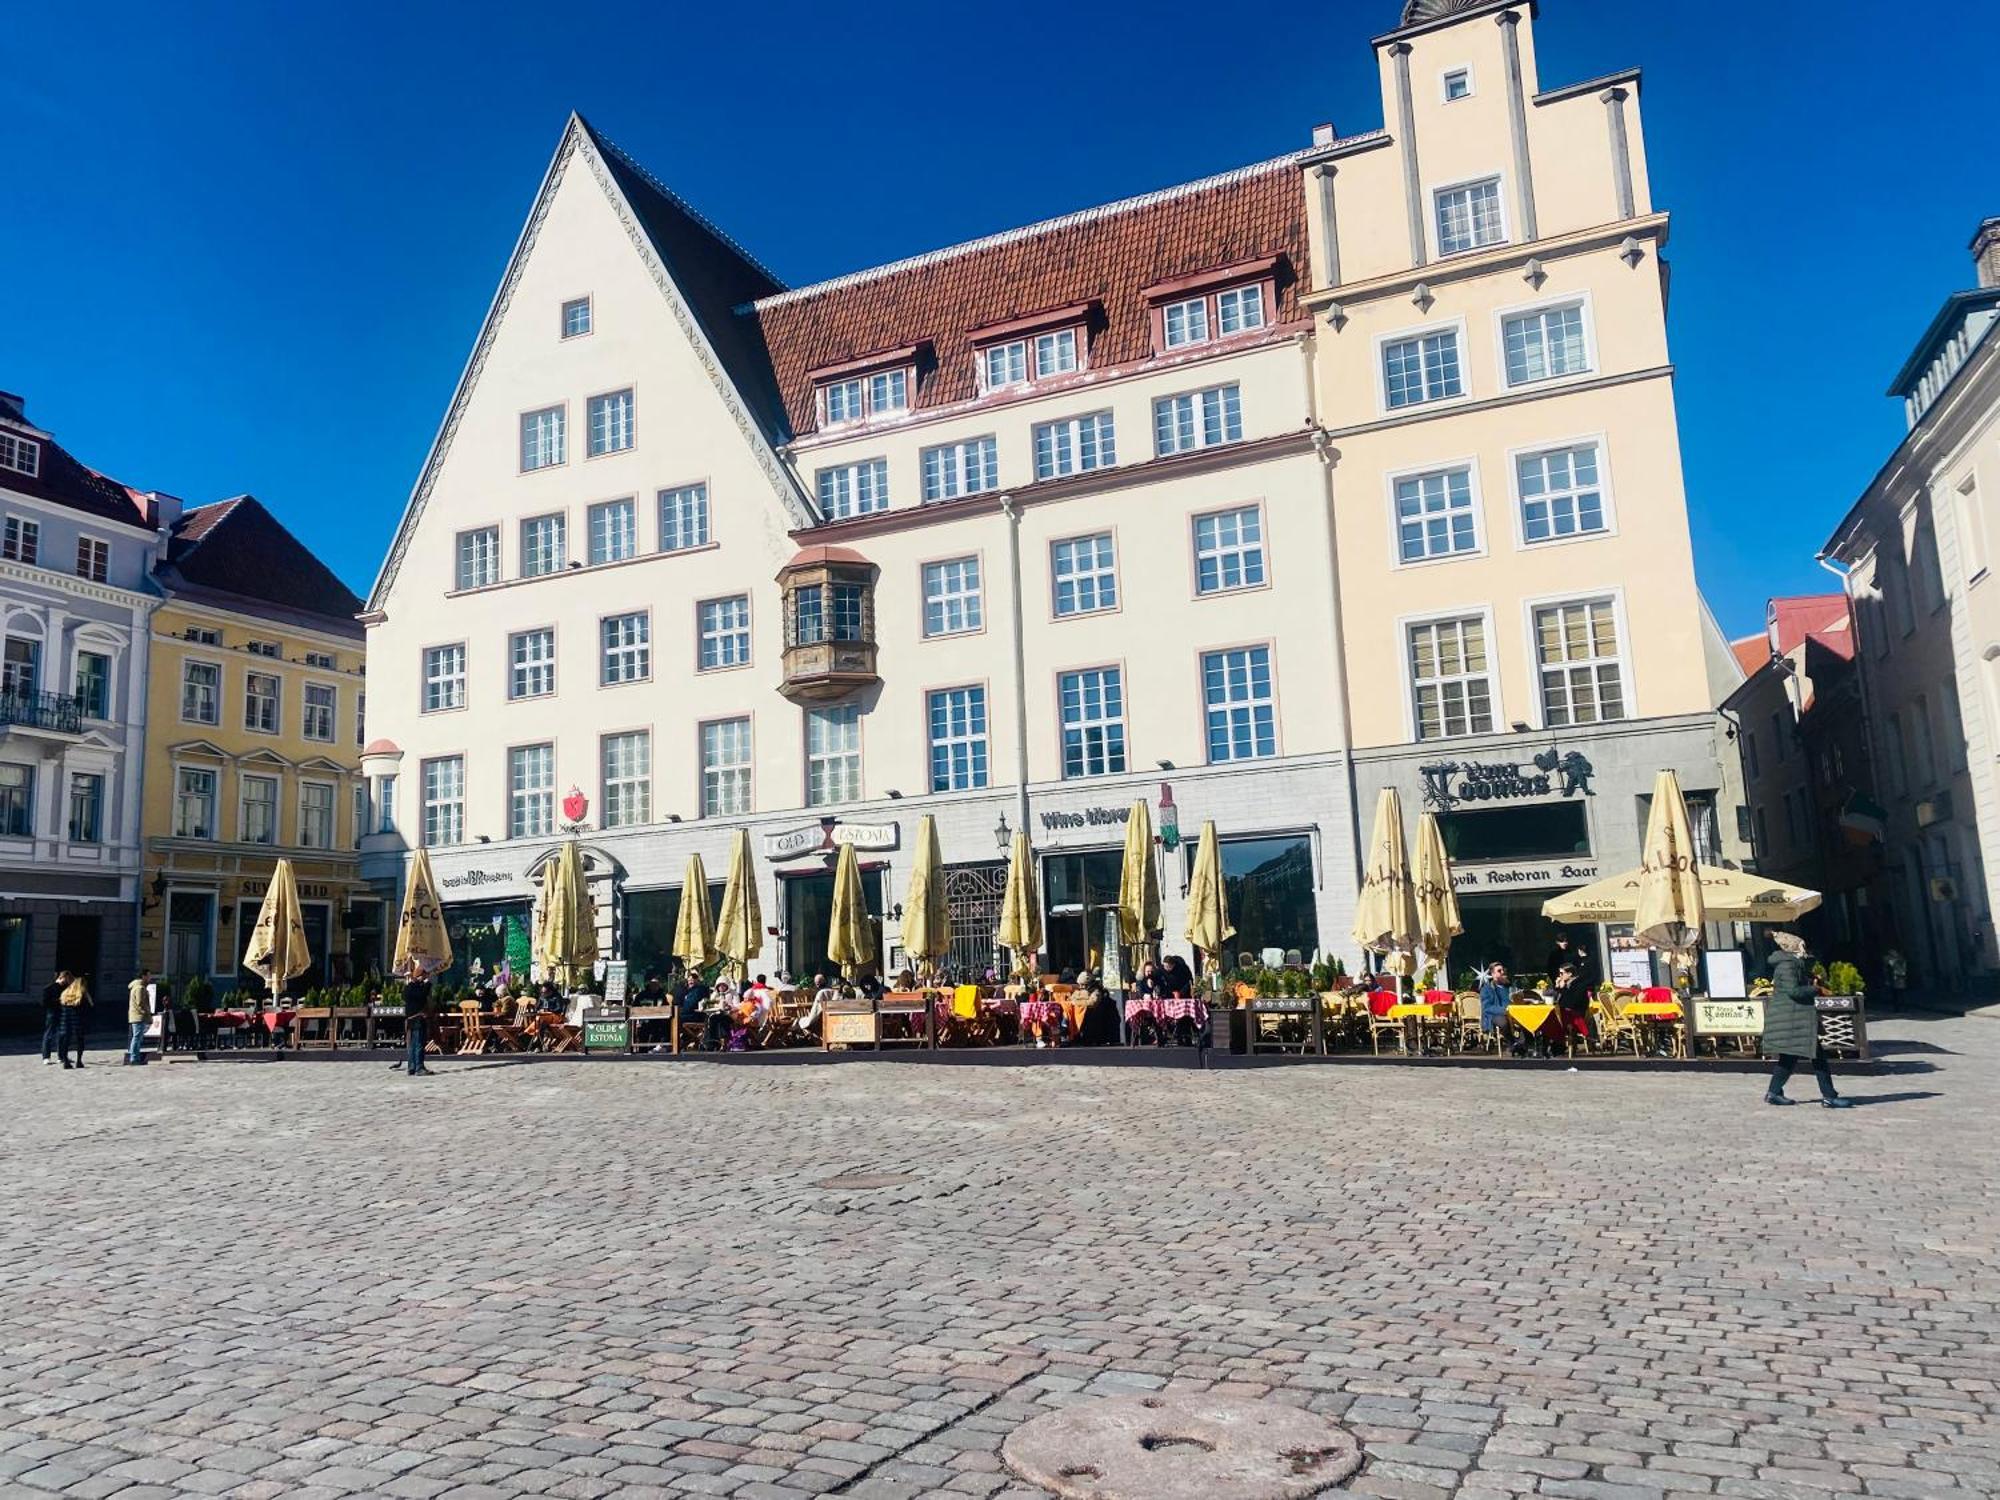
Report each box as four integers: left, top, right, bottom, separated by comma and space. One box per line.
4, 1, 1995, 637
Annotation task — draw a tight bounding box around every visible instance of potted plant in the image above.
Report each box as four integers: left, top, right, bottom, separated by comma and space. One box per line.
1825, 961, 1864, 998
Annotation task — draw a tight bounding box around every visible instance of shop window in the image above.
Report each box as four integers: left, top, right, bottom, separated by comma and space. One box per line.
1174, 834, 1319, 971
1440, 802, 1590, 862
0, 914, 26, 992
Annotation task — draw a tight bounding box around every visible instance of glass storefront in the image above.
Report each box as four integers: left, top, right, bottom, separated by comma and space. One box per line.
1450, 892, 1600, 989
442, 899, 532, 989
1170, 833, 1319, 969
623, 882, 727, 982
1042, 848, 1124, 975
783, 867, 884, 982
1440, 802, 1588, 861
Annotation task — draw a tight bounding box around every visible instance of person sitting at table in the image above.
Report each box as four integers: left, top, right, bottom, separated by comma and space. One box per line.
794, 973, 833, 1042
536, 978, 562, 1011
675, 973, 709, 1048
1160, 953, 1195, 1000
1478, 963, 1511, 1038
1552, 963, 1594, 1046
702, 979, 735, 1051
1075, 974, 1120, 1046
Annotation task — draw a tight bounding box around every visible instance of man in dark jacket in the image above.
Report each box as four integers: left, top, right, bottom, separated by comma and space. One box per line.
40, 971, 65, 1065
1762, 932, 1850, 1108
401, 975, 435, 1076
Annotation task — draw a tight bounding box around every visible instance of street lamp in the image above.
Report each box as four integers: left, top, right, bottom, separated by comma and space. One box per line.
993, 812, 1011, 850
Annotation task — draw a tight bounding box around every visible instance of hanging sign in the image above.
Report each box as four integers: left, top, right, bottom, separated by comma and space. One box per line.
764, 821, 899, 860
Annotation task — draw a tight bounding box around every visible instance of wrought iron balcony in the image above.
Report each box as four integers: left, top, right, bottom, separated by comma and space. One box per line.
0, 689, 85, 735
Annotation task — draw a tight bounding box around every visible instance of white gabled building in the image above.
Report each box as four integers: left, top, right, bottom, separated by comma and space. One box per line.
359, 114, 1357, 983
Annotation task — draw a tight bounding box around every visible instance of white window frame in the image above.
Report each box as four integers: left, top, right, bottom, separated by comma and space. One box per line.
421, 755, 465, 848
920, 436, 999, 503
67, 770, 104, 845
1956, 474, 1989, 585
600, 730, 651, 830
658, 483, 711, 553
1375, 317, 1470, 414
979, 341, 1028, 392
1442, 65, 1474, 101
1522, 588, 1633, 732
423, 643, 467, 713
1034, 328, 1080, 379
697, 596, 751, 672
239, 774, 279, 846
1385, 457, 1485, 569
560, 295, 592, 339
600, 611, 651, 686
1398, 604, 1503, 743
298, 779, 336, 851
1494, 292, 1597, 390
75, 535, 109, 584
1153, 383, 1243, 457
587, 496, 638, 565
805, 703, 862, 808
0, 433, 40, 478
819, 366, 911, 426
927, 685, 990, 793
1, 514, 40, 566
72, 648, 111, 721
1191, 505, 1268, 596
1058, 665, 1128, 780
1508, 433, 1617, 549
816, 458, 890, 519
180, 658, 222, 725
1162, 297, 1210, 349
1215, 285, 1266, 336
0, 761, 33, 839
1033, 411, 1117, 480
508, 743, 555, 840
1432, 173, 1508, 257
586, 388, 635, 457
922, 556, 984, 639
455, 526, 500, 590
173, 765, 216, 840
1050, 532, 1119, 618
519, 404, 567, 471
1201, 645, 1278, 764
700, 717, 753, 818
509, 628, 556, 701
301, 682, 337, 743
520, 512, 567, 578
243, 671, 281, 735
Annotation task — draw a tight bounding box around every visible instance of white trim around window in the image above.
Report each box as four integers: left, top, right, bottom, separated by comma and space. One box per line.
1395, 602, 1505, 745
1505, 432, 1618, 551
1492, 289, 1598, 391
1518, 585, 1634, 732
1373, 316, 1471, 417
1430, 172, 1509, 258
1441, 64, 1474, 101
1383, 455, 1487, 570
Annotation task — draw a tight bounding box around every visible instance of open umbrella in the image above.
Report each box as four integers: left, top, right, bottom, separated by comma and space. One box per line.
1545, 865, 1821, 926
1414, 811, 1462, 981
900, 815, 949, 980
714, 828, 762, 985
244, 857, 311, 999
1183, 820, 1235, 984
1352, 788, 1420, 986
1117, 798, 1161, 963
995, 829, 1042, 978
827, 842, 876, 981
1632, 769, 1706, 961
540, 841, 598, 991
393, 849, 452, 979
671, 853, 718, 975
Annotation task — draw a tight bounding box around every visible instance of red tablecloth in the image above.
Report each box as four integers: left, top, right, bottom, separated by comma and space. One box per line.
202, 1009, 296, 1031
1123, 996, 1210, 1027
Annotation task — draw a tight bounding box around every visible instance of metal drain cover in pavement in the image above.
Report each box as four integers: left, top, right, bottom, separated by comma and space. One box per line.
1002, 1394, 1362, 1500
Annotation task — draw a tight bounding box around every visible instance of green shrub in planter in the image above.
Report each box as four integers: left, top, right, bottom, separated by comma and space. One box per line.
1827, 961, 1864, 997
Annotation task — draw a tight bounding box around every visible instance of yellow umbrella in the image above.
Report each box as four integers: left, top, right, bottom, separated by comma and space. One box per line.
393, 849, 452, 979
533, 852, 558, 970
900, 815, 949, 979
714, 828, 762, 984
244, 858, 311, 998
1544, 866, 1821, 926
1632, 769, 1705, 960
827, 842, 876, 981
1414, 811, 1462, 978
1352, 788, 1420, 982
1117, 798, 1161, 951
671, 853, 718, 975
539, 840, 598, 990
1183, 820, 1235, 982
995, 829, 1043, 978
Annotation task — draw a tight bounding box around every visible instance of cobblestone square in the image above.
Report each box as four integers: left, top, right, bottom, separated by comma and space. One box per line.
0, 1015, 1994, 1499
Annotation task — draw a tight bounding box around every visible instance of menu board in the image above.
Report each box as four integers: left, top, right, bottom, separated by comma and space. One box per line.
602, 960, 629, 1011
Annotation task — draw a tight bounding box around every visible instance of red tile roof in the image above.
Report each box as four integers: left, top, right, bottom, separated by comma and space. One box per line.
1768, 594, 1849, 656
1730, 635, 1768, 679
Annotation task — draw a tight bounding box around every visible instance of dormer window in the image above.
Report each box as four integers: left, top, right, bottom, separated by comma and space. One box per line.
970, 303, 1094, 394
1217, 286, 1265, 335
812, 348, 919, 429
0, 433, 39, 478
1163, 298, 1210, 348
1144, 257, 1282, 356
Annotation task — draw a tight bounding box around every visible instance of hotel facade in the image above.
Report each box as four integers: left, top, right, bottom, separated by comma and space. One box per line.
360, 0, 1724, 987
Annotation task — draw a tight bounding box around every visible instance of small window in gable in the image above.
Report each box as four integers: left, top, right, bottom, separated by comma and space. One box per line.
561, 296, 592, 339
1443, 67, 1472, 101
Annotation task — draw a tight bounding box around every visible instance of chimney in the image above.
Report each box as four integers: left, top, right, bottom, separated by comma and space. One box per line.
1975, 218, 2000, 289
1311, 121, 1337, 146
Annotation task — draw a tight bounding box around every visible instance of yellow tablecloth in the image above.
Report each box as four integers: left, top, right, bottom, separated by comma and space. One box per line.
1386, 1002, 1448, 1020
1622, 1000, 1683, 1020
1506, 1002, 1556, 1033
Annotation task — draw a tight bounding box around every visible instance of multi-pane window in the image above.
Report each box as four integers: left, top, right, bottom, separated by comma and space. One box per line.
520, 405, 566, 470
1516, 444, 1606, 543
659, 483, 710, 552
300, 782, 335, 850
74, 652, 108, 719
508, 744, 555, 839
67, 772, 102, 845
302, 683, 336, 742
174, 767, 215, 839
981, 341, 1027, 390
921, 436, 999, 502
1443, 67, 1472, 100
984, 329, 1079, 387
561, 296, 592, 338
868, 369, 909, 415
247, 640, 280, 658
1203, 646, 1277, 763
1193, 507, 1266, 594
2, 637, 37, 698
1503, 303, 1590, 385
601, 731, 651, 829
806, 704, 862, 807
816, 459, 890, 518
422, 756, 464, 847
244, 671, 280, 733
456, 527, 500, 589
1394, 467, 1479, 562
1154, 384, 1242, 455
587, 389, 635, 456
2, 517, 39, 565
822, 370, 908, 423
1035, 329, 1078, 378
376, 773, 397, 835
928, 686, 989, 792
1408, 616, 1495, 740
792, 583, 865, 645
1436, 177, 1504, 254
353, 783, 367, 848
1052, 533, 1117, 617
0, 433, 39, 477
701, 718, 752, 817
823, 378, 865, 424
181, 660, 219, 724
1383, 329, 1464, 408
304, 651, 337, 670
423, 643, 465, 712
1033, 411, 1116, 479
922, 557, 982, 637
1059, 668, 1126, 779
1534, 599, 1627, 727
184, 627, 220, 646
587, 496, 637, 565
510, 628, 556, 699
75, 537, 109, 584
1163, 297, 1210, 348
520, 513, 566, 577
0, 764, 30, 837
698, 596, 751, 670
600, 612, 650, 685
1216, 285, 1265, 335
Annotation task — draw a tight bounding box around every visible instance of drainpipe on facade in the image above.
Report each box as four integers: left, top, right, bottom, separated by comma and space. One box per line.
1001, 495, 1031, 843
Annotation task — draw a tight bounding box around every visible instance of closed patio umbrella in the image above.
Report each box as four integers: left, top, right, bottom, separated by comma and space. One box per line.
244, 858, 311, 999
671, 853, 718, 975
1183, 820, 1235, 984
1352, 788, 1420, 986
900, 815, 949, 980
1117, 798, 1161, 963
393, 849, 452, 979
540, 841, 598, 991
995, 829, 1042, 978
1632, 769, 1706, 961
828, 842, 876, 981
714, 828, 762, 985
1414, 811, 1462, 981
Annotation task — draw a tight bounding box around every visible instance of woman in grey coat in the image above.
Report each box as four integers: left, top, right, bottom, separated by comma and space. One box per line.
1763, 931, 1851, 1108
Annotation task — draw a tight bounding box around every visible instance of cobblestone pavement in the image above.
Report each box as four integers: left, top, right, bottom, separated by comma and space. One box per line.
0, 1013, 1995, 1500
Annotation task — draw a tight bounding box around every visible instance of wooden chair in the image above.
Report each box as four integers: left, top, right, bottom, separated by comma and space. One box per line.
1420, 989, 1456, 1052
1454, 991, 1491, 1052
455, 1000, 487, 1055
1367, 990, 1406, 1055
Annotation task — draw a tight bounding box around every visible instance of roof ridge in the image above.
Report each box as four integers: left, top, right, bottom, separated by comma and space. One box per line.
745, 149, 1316, 313
580, 118, 788, 291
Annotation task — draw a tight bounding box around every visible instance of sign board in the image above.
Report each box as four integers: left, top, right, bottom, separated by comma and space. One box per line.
824, 1009, 877, 1045
1703, 950, 1747, 999
582, 1016, 630, 1052
764, 820, 899, 861
1607, 939, 1654, 990
1452, 859, 1600, 893
1692, 997, 1764, 1036
602, 960, 629, 1011
1419, 751, 1596, 812
1039, 805, 1132, 833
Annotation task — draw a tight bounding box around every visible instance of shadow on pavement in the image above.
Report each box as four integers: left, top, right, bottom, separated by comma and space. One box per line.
1845, 1090, 1942, 1107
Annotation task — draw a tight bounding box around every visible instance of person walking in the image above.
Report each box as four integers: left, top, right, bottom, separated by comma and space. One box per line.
40, 969, 66, 1065
1762, 930, 1851, 1108
401, 974, 435, 1076
57, 971, 93, 1069
124, 968, 154, 1066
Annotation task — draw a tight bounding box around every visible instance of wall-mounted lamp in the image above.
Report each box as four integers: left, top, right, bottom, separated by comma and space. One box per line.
993, 812, 1012, 850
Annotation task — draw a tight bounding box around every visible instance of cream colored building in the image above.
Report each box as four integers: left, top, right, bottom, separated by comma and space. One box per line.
361, 0, 1717, 987
1822, 219, 2000, 994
